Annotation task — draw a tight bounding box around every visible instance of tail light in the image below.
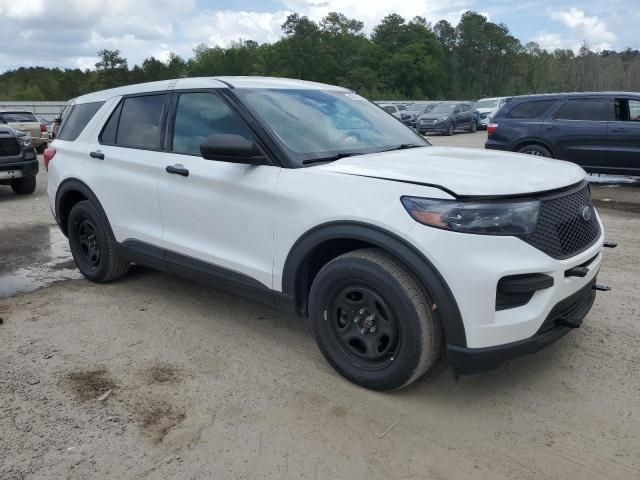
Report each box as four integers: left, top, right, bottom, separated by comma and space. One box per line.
487, 123, 498, 135
40, 124, 47, 133
43, 147, 56, 170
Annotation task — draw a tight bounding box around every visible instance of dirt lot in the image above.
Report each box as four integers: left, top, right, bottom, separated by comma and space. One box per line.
1, 141, 639, 479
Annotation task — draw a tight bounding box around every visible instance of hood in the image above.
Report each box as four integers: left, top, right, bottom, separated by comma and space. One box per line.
317, 146, 586, 197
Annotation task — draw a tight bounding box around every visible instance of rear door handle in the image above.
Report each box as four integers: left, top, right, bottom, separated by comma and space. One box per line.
166, 164, 189, 177
89, 151, 104, 160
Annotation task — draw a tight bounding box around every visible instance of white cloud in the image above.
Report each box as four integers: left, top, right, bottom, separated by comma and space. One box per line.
183, 10, 291, 48
549, 7, 615, 51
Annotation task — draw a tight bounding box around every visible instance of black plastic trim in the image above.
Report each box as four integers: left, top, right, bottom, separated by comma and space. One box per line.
116, 240, 296, 311
282, 221, 467, 347
54, 178, 115, 238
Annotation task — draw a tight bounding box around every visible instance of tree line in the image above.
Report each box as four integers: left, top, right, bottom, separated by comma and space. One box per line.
1, 11, 639, 102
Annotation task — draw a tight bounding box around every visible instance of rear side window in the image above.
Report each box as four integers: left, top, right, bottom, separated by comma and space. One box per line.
0, 111, 38, 123
101, 94, 166, 149
555, 98, 608, 121
506, 100, 557, 119
57, 102, 104, 141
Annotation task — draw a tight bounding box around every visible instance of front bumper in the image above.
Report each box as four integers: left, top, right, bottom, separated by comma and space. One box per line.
417, 121, 447, 133
447, 278, 596, 373
405, 210, 604, 350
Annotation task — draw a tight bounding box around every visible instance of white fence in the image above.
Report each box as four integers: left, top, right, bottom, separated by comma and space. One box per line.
0, 101, 69, 121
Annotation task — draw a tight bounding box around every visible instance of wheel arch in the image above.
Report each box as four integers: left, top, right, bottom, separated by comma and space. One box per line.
282, 221, 467, 347
55, 178, 114, 238
513, 138, 556, 157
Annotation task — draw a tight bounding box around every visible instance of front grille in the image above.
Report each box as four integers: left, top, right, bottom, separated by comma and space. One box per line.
520, 184, 600, 259
0, 137, 20, 156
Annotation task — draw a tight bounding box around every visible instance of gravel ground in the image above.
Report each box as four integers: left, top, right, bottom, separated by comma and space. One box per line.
1, 149, 639, 479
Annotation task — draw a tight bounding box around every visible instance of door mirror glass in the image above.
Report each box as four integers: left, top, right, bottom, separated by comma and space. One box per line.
200, 134, 265, 164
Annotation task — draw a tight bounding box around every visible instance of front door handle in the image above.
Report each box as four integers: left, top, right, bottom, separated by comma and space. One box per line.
89, 151, 104, 160
166, 164, 189, 177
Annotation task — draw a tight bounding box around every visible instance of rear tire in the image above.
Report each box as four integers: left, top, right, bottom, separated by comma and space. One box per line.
36, 144, 46, 154
68, 200, 130, 282
11, 176, 36, 195
518, 144, 552, 157
308, 248, 441, 391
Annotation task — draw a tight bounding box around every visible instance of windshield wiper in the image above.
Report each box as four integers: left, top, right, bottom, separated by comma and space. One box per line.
379, 143, 426, 153
302, 152, 363, 165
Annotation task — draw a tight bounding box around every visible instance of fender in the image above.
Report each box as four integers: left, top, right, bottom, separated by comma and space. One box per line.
54, 178, 114, 238
282, 221, 467, 347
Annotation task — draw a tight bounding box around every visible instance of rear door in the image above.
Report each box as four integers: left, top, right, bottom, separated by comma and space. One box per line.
544, 97, 609, 170
85, 93, 168, 248
607, 96, 640, 174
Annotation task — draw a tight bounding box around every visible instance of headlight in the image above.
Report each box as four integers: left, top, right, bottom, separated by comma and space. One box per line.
17, 135, 32, 147
439, 116, 448, 121
401, 197, 540, 235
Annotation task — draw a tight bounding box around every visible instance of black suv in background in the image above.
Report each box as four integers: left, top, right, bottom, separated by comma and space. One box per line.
485, 92, 640, 175
416, 102, 477, 135
0, 125, 38, 195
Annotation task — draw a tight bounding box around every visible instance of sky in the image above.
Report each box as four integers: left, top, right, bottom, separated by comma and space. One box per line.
0, 0, 638, 72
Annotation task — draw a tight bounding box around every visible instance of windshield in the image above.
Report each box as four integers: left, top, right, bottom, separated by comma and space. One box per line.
237, 89, 427, 165
0, 111, 38, 123
429, 104, 456, 114
475, 99, 498, 108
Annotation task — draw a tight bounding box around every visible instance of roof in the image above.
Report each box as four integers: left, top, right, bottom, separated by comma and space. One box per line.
74, 76, 349, 104
510, 91, 640, 101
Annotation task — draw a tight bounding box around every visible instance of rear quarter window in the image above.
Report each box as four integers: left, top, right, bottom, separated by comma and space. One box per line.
57, 102, 105, 141
505, 99, 557, 119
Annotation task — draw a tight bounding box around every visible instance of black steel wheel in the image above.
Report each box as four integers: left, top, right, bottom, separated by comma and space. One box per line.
308, 248, 442, 391
327, 284, 400, 371
76, 219, 101, 270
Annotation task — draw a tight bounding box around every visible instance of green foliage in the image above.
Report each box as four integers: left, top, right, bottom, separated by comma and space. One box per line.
1, 11, 639, 102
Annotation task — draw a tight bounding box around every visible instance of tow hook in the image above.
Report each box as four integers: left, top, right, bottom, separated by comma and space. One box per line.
593, 284, 611, 292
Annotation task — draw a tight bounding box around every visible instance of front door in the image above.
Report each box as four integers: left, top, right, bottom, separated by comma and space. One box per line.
607, 96, 640, 175
157, 91, 280, 288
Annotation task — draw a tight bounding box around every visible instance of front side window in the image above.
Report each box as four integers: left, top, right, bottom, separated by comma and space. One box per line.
614, 98, 640, 122
57, 102, 104, 141
114, 95, 166, 149
235, 89, 427, 165
382, 106, 397, 114
172, 92, 253, 156
555, 98, 608, 121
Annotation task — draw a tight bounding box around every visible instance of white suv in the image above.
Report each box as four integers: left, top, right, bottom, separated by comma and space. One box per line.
47, 77, 606, 390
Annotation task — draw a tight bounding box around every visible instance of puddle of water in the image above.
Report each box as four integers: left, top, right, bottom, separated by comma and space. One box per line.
587, 174, 640, 185
0, 224, 83, 297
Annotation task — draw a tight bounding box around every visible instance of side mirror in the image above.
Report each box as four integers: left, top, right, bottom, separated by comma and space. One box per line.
200, 134, 267, 164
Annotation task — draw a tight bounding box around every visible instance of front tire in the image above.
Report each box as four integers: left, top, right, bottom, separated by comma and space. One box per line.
518, 144, 552, 157
446, 123, 454, 136
11, 176, 36, 195
468, 120, 477, 133
68, 200, 130, 282
308, 248, 441, 391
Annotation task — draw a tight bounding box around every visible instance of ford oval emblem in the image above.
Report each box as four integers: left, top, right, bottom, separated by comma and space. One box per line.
581, 206, 593, 222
